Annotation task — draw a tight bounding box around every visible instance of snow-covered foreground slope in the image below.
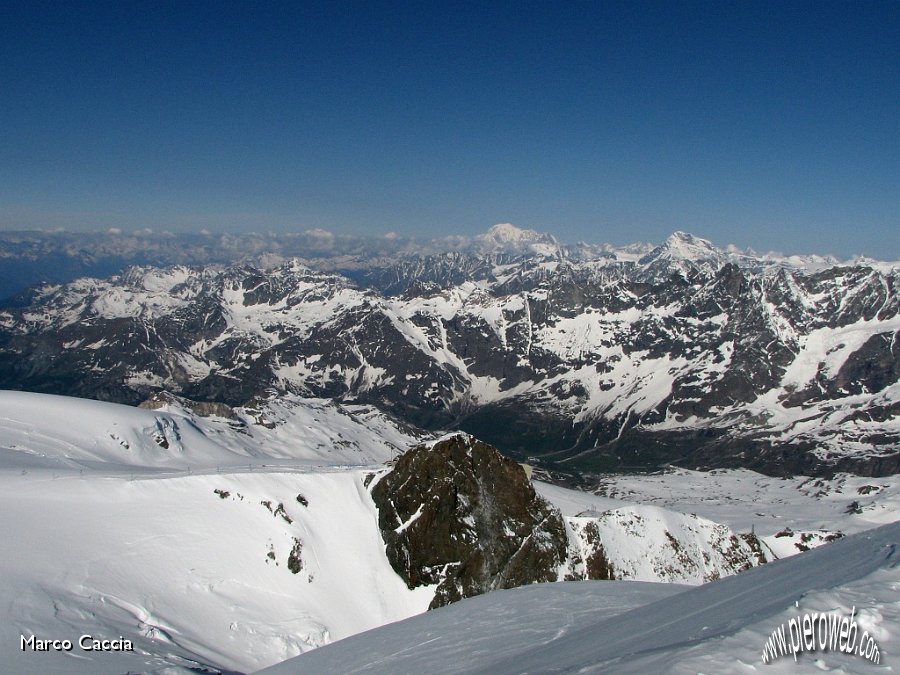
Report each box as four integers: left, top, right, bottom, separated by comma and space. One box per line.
259, 521, 900, 674
0, 390, 437, 673
0, 469, 434, 674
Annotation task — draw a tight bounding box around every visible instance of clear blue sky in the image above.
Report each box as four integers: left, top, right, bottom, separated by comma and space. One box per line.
1, 1, 898, 257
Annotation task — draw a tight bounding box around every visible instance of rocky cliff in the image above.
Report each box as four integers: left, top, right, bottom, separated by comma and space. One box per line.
371, 434, 568, 608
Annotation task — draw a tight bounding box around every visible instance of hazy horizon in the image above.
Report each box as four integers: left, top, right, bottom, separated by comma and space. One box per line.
3, 221, 896, 262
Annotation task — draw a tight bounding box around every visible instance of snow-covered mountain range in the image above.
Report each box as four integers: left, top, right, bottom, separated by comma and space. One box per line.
2, 225, 897, 477
0, 223, 865, 301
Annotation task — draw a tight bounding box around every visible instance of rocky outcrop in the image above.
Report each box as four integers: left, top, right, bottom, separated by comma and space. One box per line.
371, 434, 568, 609
139, 390, 239, 419
371, 435, 769, 605
563, 506, 766, 584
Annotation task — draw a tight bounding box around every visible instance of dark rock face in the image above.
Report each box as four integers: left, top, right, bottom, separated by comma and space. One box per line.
371, 434, 568, 609
564, 521, 615, 581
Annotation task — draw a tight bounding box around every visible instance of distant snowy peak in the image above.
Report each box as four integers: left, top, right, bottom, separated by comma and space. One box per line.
3, 231, 900, 478
2, 228, 897, 302
474, 223, 560, 256
479, 223, 546, 244
638, 231, 726, 274
634, 231, 884, 276
658, 231, 722, 262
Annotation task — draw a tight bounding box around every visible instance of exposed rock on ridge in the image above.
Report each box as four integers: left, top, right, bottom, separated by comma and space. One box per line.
564, 507, 766, 584
371, 434, 568, 609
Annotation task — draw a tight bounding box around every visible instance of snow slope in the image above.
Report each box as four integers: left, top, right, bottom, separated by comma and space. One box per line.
565, 505, 762, 584
259, 520, 900, 674
1, 467, 434, 674
0, 390, 437, 673
0, 389, 425, 471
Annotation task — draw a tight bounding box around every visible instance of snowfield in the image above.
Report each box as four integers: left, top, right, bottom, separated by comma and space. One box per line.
1, 391, 437, 673
0, 390, 897, 674
0, 389, 424, 470
595, 467, 900, 552
1, 470, 433, 674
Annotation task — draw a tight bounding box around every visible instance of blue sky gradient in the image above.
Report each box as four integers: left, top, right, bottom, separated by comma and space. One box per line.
1, 1, 898, 256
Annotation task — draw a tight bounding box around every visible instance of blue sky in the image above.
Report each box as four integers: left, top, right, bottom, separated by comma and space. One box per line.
1, 1, 898, 257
